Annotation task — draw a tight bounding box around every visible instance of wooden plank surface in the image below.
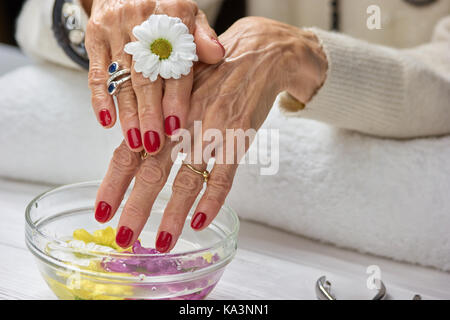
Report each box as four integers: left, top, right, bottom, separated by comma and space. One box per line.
1, 178, 449, 300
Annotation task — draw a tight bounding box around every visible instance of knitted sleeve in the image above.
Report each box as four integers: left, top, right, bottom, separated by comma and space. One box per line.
279, 16, 450, 139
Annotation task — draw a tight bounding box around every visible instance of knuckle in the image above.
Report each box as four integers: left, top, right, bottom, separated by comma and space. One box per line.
137, 160, 166, 187
112, 143, 140, 170
117, 99, 138, 116
210, 171, 233, 191
172, 168, 203, 197
132, 78, 151, 91
139, 109, 161, 124
204, 171, 234, 203
162, 96, 188, 110
177, 0, 197, 12
204, 186, 226, 204
91, 94, 108, 108
86, 20, 102, 34
88, 68, 108, 87
124, 203, 148, 221
102, 179, 120, 197
118, 81, 134, 95
118, 108, 138, 123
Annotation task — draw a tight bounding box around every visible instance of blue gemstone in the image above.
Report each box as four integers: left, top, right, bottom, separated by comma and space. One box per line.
108, 63, 118, 74
108, 83, 116, 94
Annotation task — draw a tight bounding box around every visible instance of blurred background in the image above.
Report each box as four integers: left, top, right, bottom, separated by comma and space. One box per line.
0, 0, 246, 46
2, 0, 449, 49
0, 1, 25, 45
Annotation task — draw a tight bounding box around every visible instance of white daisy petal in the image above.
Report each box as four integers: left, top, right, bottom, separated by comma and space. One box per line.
159, 60, 172, 79
124, 42, 141, 55
133, 24, 152, 43
124, 14, 197, 82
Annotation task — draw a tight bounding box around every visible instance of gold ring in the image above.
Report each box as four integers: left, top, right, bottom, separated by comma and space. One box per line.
140, 151, 148, 161
183, 163, 210, 183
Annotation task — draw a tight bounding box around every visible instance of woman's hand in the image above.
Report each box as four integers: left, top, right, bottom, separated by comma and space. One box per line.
83, 0, 225, 154
94, 17, 328, 252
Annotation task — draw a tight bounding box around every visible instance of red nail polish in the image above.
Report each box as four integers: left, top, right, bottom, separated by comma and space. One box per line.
212, 38, 225, 57
191, 212, 206, 230
144, 131, 161, 153
95, 201, 111, 223
116, 226, 133, 248
164, 116, 180, 136
99, 109, 112, 127
156, 231, 172, 253
127, 128, 142, 149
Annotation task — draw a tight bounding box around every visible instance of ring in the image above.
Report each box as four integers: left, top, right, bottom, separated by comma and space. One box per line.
124, 14, 198, 82
107, 62, 131, 96
140, 150, 148, 161
183, 163, 210, 183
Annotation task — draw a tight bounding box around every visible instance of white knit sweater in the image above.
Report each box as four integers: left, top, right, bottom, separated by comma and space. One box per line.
16, 0, 450, 139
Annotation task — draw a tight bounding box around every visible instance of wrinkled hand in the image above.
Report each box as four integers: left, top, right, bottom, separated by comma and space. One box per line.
84, 0, 225, 154
94, 17, 328, 252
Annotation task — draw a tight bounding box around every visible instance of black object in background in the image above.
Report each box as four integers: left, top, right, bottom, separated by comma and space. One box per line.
0, 0, 245, 46
0, 0, 27, 45
214, 0, 247, 35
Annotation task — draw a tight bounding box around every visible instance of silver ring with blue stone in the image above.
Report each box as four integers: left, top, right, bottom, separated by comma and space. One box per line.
107, 62, 131, 96
107, 75, 132, 96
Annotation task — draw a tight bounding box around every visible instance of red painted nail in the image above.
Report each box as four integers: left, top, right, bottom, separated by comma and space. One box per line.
191, 212, 207, 230
116, 226, 133, 248
127, 128, 142, 149
95, 201, 111, 223
156, 231, 172, 253
99, 109, 112, 127
143, 131, 161, 153
164, 116, 180, 136
212, 38, 225, 57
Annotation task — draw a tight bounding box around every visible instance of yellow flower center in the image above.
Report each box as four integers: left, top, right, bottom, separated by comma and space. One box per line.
150, 38, 173, 60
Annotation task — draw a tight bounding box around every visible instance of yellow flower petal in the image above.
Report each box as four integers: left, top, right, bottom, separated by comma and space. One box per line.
73, 227, 133, 251
202, 252, 213, 263
73, 229, 94, 243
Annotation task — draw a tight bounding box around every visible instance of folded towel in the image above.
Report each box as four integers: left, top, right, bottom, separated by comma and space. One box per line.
1, 63, 449, 271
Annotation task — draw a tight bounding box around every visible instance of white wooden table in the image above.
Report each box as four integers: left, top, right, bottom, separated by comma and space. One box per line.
1, 177, 449, 300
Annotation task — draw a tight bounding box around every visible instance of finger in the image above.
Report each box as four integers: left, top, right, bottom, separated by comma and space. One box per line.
129, 33, 165, 155
191, 163, 238, 231
157, 3, 223, 64
132, 64, 165, 155
111, 36, 143, 152
163, 72, 193, 137
86, 33, 117, 128
94, 141, 141, 223
156, 159, 207, 253
115, 144, 174, 248
194, 10, 225, 64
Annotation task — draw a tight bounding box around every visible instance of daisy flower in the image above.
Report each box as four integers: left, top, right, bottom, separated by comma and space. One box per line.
124, 14, 198, 81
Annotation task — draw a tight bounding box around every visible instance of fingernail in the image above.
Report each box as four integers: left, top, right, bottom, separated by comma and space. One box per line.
212, 37, 225, 57
191, 212, 207, 230
156, 231, 172, 253
144, 130, 161, 153
116, 226, 133, 248
99, 109, 112, 127
95, 201, 111, 223
127, 128, 142, 149
164, 116, 180, 136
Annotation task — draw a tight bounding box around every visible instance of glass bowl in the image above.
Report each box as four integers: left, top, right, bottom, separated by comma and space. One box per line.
25, 181, 239, 300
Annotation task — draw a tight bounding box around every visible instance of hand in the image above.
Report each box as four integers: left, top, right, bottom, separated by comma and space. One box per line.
94, 17, 328, 252
83, 0, 225, 154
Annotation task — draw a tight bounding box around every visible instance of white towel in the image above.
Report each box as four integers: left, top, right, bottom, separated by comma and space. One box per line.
1, 63, 449, 271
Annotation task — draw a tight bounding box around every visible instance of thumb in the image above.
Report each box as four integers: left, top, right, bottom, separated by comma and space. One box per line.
194, 11, 225, 64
